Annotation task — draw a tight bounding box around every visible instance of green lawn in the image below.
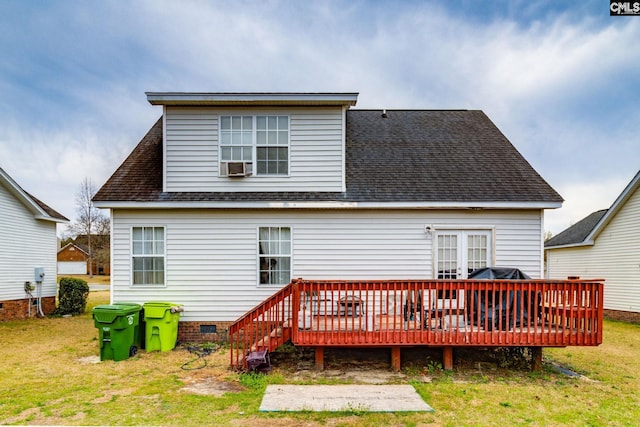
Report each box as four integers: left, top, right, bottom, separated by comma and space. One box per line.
1, 290, 638, 426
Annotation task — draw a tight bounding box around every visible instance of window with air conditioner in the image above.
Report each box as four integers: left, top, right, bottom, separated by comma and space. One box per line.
219, 115, 289, 177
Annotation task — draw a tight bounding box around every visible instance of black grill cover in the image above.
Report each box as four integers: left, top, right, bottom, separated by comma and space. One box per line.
467, 267, 538, 330
468, 267, 532, 280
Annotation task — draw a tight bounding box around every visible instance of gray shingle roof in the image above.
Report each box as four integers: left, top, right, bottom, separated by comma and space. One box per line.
345, 110, 561, 202
544, 209, 608, 248
94, 110, 563, 205
27, 193, 69, 221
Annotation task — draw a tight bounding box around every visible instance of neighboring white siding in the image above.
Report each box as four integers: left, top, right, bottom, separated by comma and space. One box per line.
0, 182, 58, 301
547, 186, 640, 313
111, 208, 543, 321
163, 106, 344, 192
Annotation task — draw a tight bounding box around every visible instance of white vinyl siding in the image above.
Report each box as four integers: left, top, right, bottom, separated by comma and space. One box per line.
547, 186, 640, 313
164, 108, 218, 188
0, 183, 58, 301
110, 208, 543, 322
163, 106, 343, 192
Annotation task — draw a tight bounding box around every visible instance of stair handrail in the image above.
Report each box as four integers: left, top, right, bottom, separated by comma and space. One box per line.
229, 281, 296, 368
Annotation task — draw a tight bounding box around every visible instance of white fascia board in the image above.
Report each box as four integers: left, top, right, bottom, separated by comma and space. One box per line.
34, 214, 68, 223
545, 241, 595, 250
94, 200, 561, 210
146, 92, 359, 106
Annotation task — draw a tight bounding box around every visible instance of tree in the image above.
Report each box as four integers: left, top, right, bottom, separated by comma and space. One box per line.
65, 178, 108, 277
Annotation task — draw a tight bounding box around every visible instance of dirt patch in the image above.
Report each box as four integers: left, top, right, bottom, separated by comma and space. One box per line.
266, 345, 542, 383
78, 355, 101, 364
171, 344, 553, 397
180, 376, 245, 396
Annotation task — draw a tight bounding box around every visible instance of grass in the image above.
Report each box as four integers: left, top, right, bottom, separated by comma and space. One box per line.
57, 275, 111, 285
1, 290, 639, 426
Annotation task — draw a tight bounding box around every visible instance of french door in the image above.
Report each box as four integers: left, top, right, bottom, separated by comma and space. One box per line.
433, 230, 493, 309
435, 230, 492, 279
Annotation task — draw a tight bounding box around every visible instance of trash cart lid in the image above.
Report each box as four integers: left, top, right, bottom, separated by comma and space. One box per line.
143, 301, 183, 319
93, 304, 142, 323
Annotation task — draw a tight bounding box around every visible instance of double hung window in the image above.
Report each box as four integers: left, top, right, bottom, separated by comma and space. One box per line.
220, 115, 289, 176
258, 226, 291, 285
132, 226, 165, 286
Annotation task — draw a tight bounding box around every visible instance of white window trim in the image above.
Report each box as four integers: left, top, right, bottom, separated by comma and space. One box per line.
256, 225, 293, 287
218, 113, 291, 177
130, 225, 167, 287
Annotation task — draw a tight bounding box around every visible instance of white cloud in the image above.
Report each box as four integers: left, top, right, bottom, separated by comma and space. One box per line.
0, 0, 638, 238
544, 175, 631, 236
0, 125, 135, 219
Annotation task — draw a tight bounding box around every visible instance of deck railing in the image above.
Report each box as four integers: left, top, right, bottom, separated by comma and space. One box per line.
291, 278, 603, 348
229, 277, 603, 369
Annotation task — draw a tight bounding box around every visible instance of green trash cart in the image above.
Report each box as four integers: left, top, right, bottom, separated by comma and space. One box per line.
113, 302, 145, 350
93, 303, 142, 361
143, 302, 183, 352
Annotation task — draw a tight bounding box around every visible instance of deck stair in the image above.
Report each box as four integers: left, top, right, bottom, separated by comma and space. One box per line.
229, 283, 295, 369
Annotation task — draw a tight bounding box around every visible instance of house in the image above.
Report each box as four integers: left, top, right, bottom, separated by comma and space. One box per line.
0, 166, 68, 321
545, 170, 640, 323
57, 242, 90, 275
93, 92, 568, 345
58, 236, 111, 276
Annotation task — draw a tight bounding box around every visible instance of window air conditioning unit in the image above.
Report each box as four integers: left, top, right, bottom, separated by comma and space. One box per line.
221, 161, 253, 177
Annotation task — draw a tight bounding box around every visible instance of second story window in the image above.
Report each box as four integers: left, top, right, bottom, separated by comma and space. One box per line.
220, 116, 253, 162
256, 116, 288, 175
219, 115, 289, 176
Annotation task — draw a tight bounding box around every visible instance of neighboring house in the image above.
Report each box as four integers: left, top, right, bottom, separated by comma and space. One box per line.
58, 236, 111, 276
0, 166, 68, 321
545, 170, 640, 323
57, 243, 90, 275
93, 92, 563, 342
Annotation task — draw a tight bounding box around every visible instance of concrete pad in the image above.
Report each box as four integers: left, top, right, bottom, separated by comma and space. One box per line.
259, 384, 433, 412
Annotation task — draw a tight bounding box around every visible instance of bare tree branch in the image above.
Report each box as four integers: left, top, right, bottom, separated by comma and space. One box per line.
65, 177, 108, 277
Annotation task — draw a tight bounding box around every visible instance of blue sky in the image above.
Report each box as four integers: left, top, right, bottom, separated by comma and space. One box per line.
0, 0, 638, 236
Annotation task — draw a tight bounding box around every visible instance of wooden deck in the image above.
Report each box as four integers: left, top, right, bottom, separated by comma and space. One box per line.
229, 277, 604, 371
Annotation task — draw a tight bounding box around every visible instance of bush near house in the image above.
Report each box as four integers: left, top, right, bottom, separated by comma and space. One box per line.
55, 277, 90, 315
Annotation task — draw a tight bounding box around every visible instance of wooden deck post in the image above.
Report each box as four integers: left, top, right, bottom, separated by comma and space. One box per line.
391, 347, 401, 372
531, 347, 543, 371
315, 347, 324, 371
443, 347, 453, 370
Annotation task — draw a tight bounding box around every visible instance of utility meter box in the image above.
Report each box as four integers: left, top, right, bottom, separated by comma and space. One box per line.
34, 267, 45, 283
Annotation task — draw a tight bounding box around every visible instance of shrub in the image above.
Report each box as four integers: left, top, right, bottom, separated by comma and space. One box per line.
56, 277, 90, 315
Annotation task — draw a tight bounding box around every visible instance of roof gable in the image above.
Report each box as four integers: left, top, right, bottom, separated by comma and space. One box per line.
58, 242, 90, 255
545, 169, 640, 249
0, 166, 68, 222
